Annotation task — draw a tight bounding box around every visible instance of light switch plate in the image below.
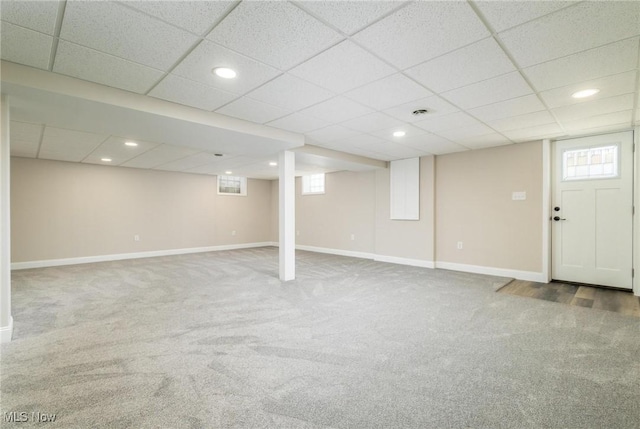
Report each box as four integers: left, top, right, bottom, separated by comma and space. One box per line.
512, 191, 526, 201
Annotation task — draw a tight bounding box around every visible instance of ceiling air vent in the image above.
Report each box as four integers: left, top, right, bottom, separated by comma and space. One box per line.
412, 109, 429, 116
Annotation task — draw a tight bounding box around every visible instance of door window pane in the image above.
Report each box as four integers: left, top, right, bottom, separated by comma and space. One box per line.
562, 145, 619, 181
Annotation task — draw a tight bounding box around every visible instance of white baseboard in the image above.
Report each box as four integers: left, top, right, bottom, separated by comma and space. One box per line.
11, 242, 275, 270
374, 254, 435, 269
435, 261, 545, 282
0, 316, 13, 343
295, 245, 375, 260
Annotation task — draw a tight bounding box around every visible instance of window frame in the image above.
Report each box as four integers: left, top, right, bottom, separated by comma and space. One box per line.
561, 143, 620, 182
217, 175, 247, 196
301, 173, 326, 195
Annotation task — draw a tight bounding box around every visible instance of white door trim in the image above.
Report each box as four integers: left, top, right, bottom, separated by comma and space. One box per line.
541, 139, 552, 283
547, 129, 636, 293
634, 126, 639, 296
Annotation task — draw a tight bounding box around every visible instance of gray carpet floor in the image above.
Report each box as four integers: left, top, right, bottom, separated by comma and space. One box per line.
1, 247, 639, 428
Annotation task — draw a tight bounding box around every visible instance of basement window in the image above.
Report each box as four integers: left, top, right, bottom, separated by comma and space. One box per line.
302, 173, 325, 195
217, 175, 247, 196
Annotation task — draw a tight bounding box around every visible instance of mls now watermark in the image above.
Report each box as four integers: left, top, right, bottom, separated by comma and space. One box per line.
4, 411, 57, 423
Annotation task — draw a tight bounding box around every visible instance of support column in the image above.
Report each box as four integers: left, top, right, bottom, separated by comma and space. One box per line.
279, 150, 295, 281
0, 94, 12, 343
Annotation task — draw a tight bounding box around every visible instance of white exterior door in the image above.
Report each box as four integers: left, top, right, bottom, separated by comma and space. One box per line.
552, 131, 634, 289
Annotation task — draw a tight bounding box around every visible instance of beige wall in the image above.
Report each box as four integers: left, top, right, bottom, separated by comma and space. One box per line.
11, 158, 272, 262
295, 170, 376, 253
435, 141, 543, 272
375, 156, 435, 262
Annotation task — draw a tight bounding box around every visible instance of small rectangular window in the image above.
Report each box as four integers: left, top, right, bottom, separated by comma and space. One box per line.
302, 173, 325, 195
217, 175, 247, 196
562, 144, 619, 181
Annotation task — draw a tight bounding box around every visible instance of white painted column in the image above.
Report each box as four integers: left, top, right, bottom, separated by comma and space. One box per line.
279, 150, 295, 281
0, 95, 13, 343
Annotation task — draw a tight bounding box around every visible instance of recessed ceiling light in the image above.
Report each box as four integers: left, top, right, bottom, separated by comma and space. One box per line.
124, 141, 138, 147
225, 171, 232, 175
212, 67, 237, 79
393, 131, 406, 137
269, 162, 277, 166
571, 88, 600, 99
101, 158, 112, 162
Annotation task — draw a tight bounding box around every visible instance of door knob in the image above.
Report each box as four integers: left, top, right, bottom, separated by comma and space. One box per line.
554, 207, 560, 211
553, 216, 566, 221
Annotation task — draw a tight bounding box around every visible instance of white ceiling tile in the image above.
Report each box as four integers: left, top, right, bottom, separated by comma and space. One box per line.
502, 123, 565, 142
522, 38, 639, 92
0, 0, 60, 34
344, 73, 432, 110
320, 140, 387, 160
454, 133, 512, 150
339, 112, 404, 133
441, 72, 533, 109
207, 1, 343, 70
357, 141, 430, 160
383, 95, 459, 123
467, 94, 546, 122
60, 1, 199, 70
332, 133, 388, 148
10, 121, 42, 158
10, 140, 39, 158
370, 124, 427, 141
565, 122, 634, 137
488, 111, 557, 132
0, 22, 52, 69
540, 71, 638, 109
405, 38, 515, 93
120, 1, 236, 36
353, 1, 489, 69
305, 125, 360, 144
122, 144, 199, 169
171, 40, 281, 95
39, 126, 108, 162
216, 97, 290, 124
53, 41, 164, 94
562, 111, 633, 132
246, 73, 334, 111
435, 123, 496, 141
10, 121, 42, 143
499, 2, 640, 68
300, 96, 373, 124
186, 158, 241, 175
400, 133, 468, 155
154, 152, 224, 172
266, 113, 331, 134
82, 136, 160, 166
289, 40, 395, 93
414, 111, 481, 133
149, 75, 238, 111
552, 94, 635, 123
475, 1, 578, 33
296, 1, 402, 35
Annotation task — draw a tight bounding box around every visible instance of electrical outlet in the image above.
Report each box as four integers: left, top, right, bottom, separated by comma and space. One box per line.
457, 241, 463, 250
350, 234, 355, 241
134, 235, 140, 242
296, 230, 300, 236
231, 230, 236, 236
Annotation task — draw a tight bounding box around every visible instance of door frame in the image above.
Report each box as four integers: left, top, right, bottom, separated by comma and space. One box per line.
542, 127, 638, 296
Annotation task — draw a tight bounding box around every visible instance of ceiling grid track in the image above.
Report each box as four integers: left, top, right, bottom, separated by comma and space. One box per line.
141, 1, 244, 97
467, 0, 569, 137
47, 0, 67, 71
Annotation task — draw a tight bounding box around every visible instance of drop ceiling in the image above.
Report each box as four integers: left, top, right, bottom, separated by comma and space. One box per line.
1, 0, 639, 179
